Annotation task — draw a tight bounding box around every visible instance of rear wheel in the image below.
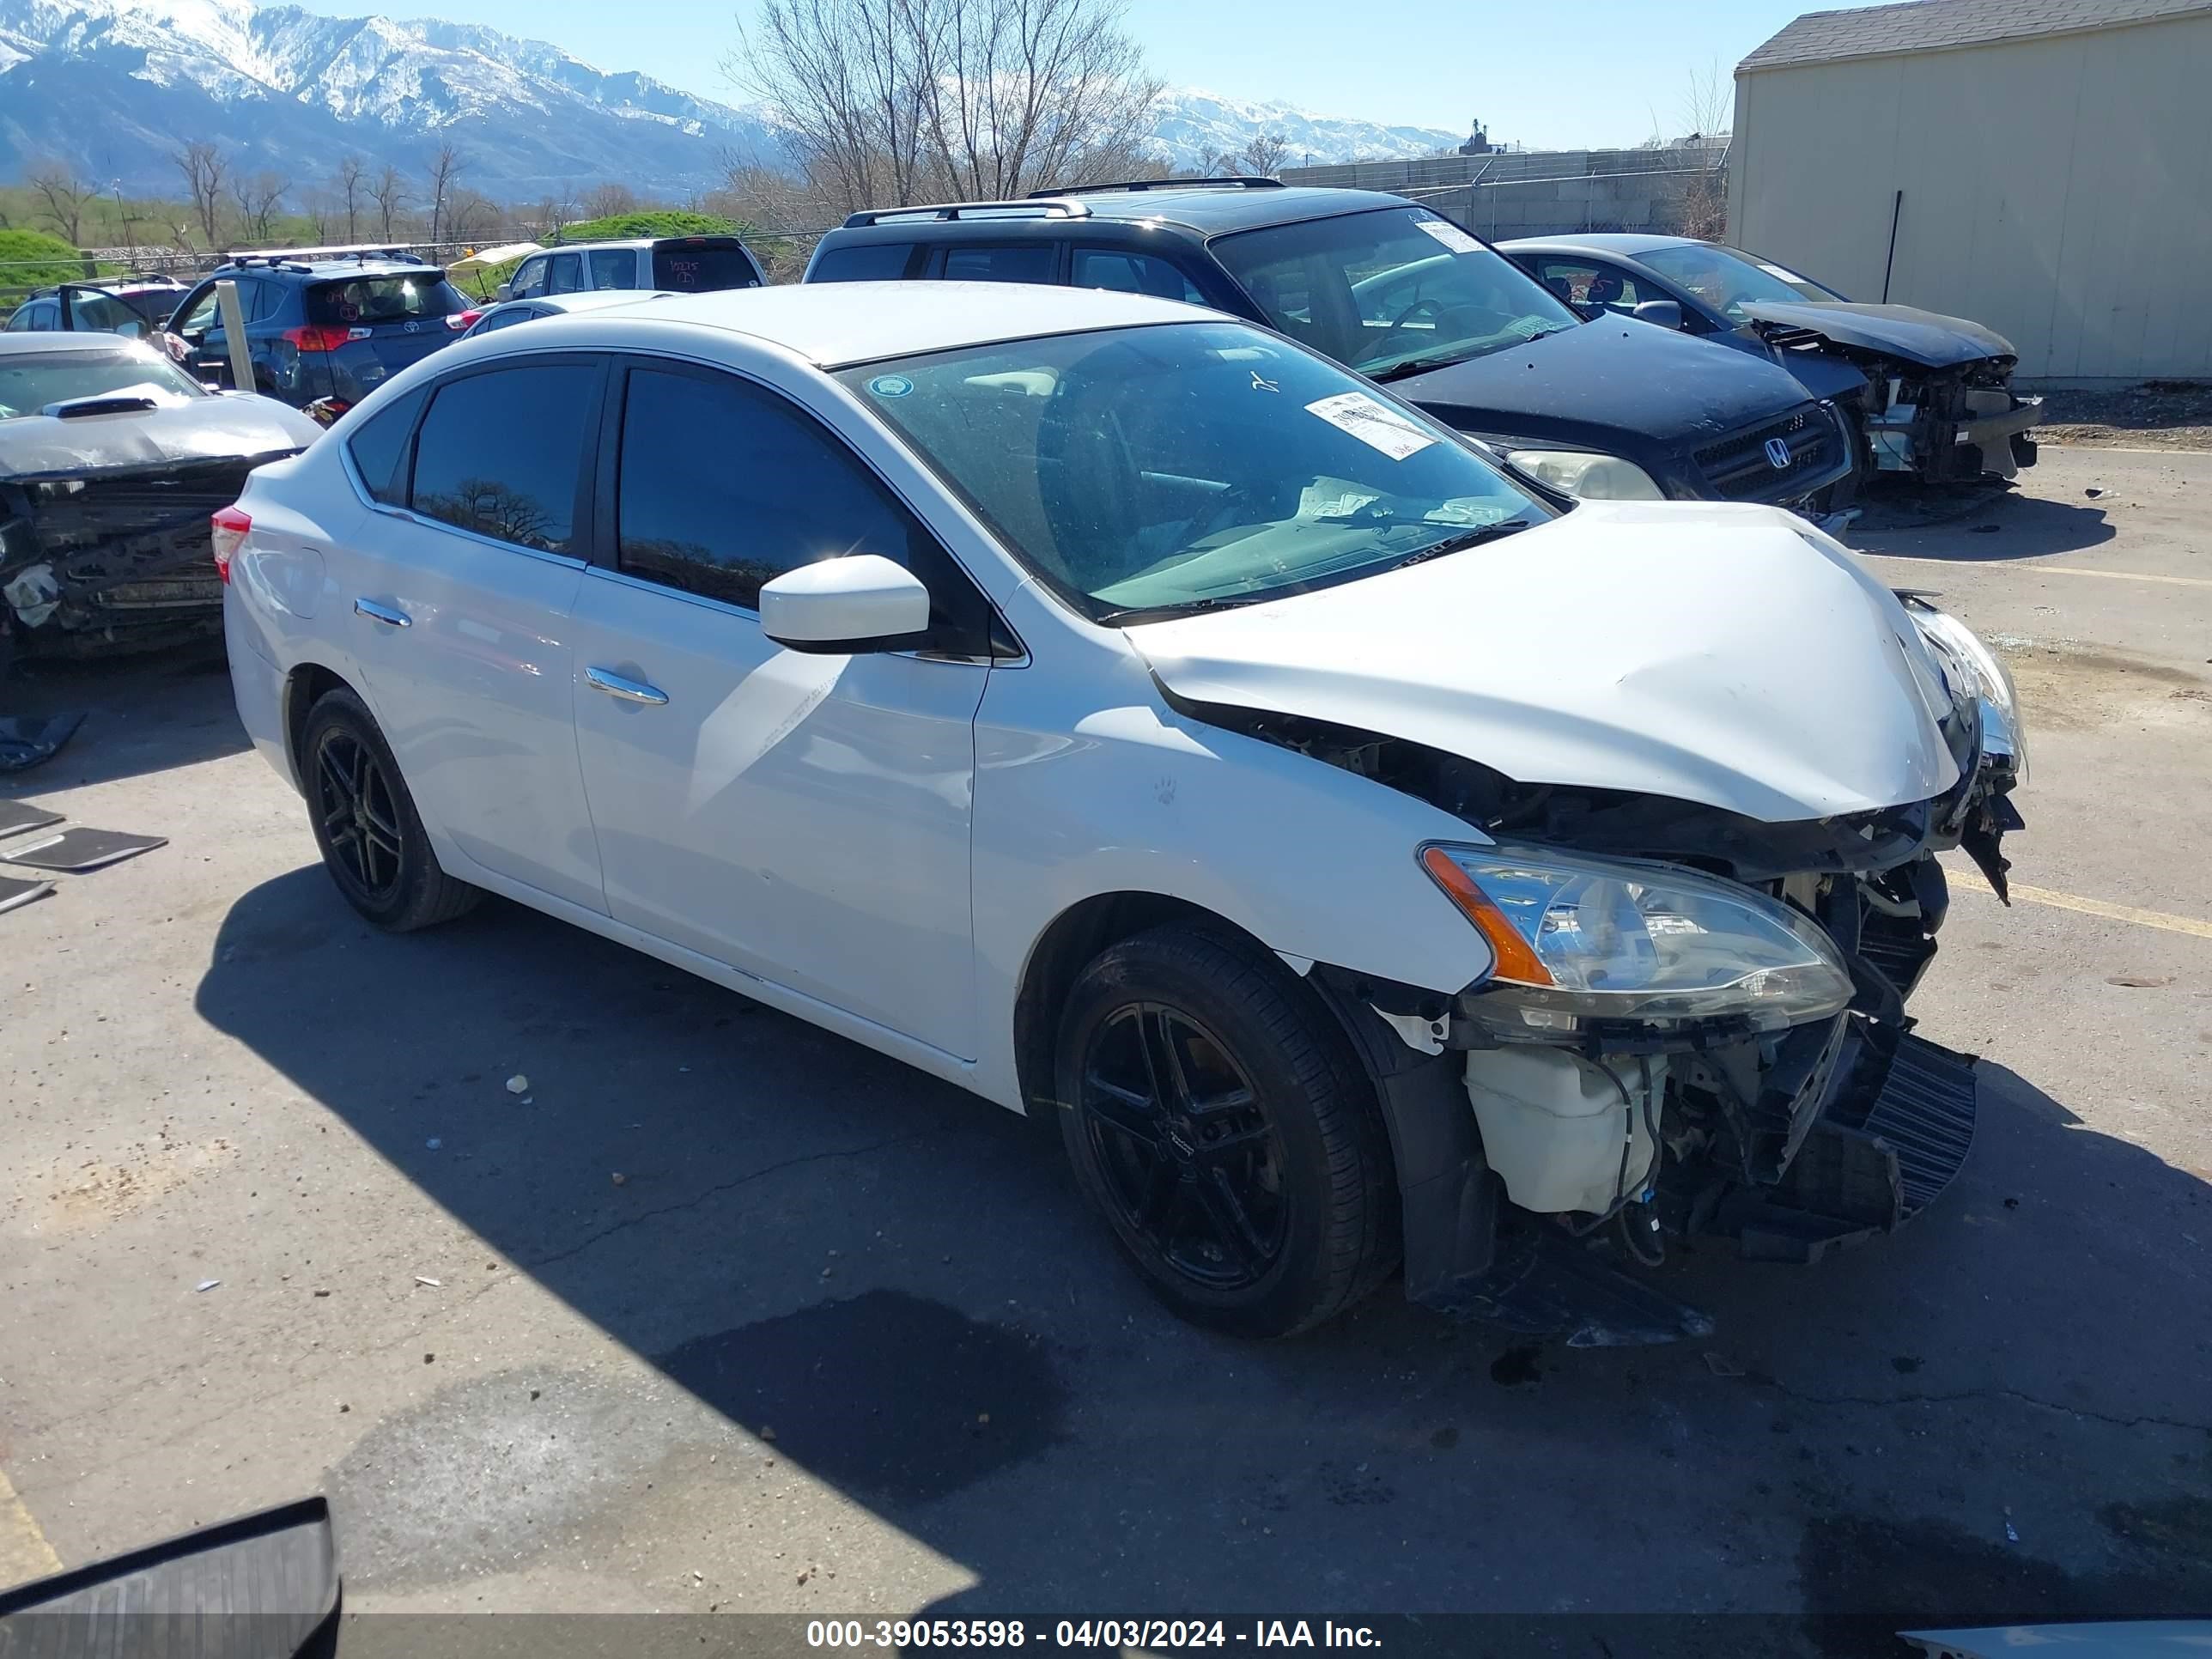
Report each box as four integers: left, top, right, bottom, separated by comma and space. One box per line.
1054, 922, 1396, 1337
301, 687, 481, 932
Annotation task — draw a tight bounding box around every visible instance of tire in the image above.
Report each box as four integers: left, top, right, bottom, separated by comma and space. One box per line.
1054, 921, 1397, 1338
300, 686, 482, 932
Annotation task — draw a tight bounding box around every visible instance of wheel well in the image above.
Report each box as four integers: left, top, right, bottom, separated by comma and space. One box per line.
1012, 891, 1281, 1113
283, 661, 351, 787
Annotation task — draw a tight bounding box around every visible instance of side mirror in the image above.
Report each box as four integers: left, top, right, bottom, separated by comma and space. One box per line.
495, 282, 513, 301
760, 554, 931, 653
1632, 299, 1686, 331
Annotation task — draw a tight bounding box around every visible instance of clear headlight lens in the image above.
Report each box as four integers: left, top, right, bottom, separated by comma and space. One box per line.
1421, 843, 1853, 1032
1502, 449, 1665, 501
1906, 602, 2028, 782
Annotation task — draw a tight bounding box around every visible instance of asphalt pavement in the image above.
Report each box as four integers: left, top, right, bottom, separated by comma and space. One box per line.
2, 444, 2207, 1651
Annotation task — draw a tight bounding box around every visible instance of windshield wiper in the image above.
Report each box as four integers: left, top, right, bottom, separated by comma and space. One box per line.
1385, 519, 1532, 568
1369, 353, 1470, 384
1090, 594, 1266, 626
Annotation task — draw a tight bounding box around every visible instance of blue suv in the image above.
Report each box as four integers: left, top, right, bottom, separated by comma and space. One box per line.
164, 246, 479, 413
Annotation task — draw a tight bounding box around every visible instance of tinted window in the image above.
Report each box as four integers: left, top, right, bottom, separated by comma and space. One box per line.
586, 249, 634, 289
476, 305, 538, 333
650, 240, 761, 292
937, 245, 1055, 284
174, 285, 221, 336
307, 273, 469, 325
345, 384, 429, 505
810, 242, 915, 283
410, 364, 597, 552
615, 366, 988, 649
546, 254, 583, 295
8, 300, 58, 331
508, 258, 549, 300
1071, 248, 1205, 304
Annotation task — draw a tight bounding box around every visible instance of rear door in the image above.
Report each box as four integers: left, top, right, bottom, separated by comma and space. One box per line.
586, 248, 637, 291
308, 269, 470, 403
343, 356, 607, 911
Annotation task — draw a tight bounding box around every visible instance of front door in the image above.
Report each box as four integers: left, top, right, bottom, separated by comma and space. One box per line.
569, 359, 994, 1058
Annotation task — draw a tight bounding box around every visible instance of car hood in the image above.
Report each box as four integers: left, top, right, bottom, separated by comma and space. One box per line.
0, 393, 322, 479
1741, 301, 2017, 368
1127, 502, 1961, 824
1389, 317, 1820, 449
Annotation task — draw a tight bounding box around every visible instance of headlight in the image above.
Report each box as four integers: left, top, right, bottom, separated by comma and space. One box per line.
1906, 601, 2027, 782
1500, 449, 1665, 501
1420, 843, 1853, 1034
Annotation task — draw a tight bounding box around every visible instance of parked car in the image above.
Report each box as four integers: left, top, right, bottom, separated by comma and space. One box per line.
1503, 234, 2042, 483
805, 179, 1858, 513
162, 246, 479, 415
497, 235, 764, 302
4, 276, 191, 340
458, 289, 676, 339
220, 284, 2025, 1341
0, 332, 321, 665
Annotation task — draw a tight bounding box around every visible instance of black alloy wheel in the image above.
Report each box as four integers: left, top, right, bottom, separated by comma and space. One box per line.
313, 727, 404, 904
300, 686, 482, 932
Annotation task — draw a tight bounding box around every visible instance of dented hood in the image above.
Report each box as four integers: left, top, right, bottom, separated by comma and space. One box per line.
0, 394, 322, 481
1127, 501, 1962, 824
1741, 301, 2016, 368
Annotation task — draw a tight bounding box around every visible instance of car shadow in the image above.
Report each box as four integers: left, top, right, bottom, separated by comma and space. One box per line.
1853, 484, 2116, 562
1, 647, 248, 791
194, 869, 2212, 1635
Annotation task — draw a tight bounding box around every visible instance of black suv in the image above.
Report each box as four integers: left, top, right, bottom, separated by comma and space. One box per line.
806, 180, 1859, 510
163, 246, 478, 411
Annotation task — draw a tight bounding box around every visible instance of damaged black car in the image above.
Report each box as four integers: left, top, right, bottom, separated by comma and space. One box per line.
1504, 234, 2042, 486
0, 333, 322, 666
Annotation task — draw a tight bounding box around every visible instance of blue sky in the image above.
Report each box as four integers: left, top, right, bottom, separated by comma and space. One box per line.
289, 0, 1890, 149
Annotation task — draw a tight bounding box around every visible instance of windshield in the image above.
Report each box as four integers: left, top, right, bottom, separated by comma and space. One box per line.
306, 272, 471, 326
0, 347, 206, 419
1212, 206, 1583, 379
1638, 244, 1844, 319
839, 320, 1547, 625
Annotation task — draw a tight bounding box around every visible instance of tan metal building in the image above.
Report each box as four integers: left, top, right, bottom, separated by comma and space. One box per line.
1729, 0, 2212, 383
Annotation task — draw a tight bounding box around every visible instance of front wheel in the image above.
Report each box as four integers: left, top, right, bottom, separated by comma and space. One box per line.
301, 687, 482, 932
1054, 922, 1397, 1338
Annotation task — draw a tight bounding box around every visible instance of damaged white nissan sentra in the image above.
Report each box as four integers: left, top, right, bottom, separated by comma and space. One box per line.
221, 283, 2026, 1341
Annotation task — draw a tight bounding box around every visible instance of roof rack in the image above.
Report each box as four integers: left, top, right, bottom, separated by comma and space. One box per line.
57, 274, 186, 293
218, 243, 430, 269
1026, 176, 1289, 198
842, 198, 1092, 228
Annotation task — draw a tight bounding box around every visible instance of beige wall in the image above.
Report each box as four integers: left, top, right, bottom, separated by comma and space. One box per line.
1730, 13, 2212, 381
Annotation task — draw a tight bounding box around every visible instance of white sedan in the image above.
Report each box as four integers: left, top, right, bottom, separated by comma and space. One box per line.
217, 283, 2025, 1340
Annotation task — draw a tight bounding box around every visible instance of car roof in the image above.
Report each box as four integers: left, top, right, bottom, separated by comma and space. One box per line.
1498, 234, 1706, 257
216, 258, 442, 280
520, 291, 677, 314
546, 235, 745, 250
523, 280, 1221, 368
0, 331, 166, 358
842, 184, 1417, 240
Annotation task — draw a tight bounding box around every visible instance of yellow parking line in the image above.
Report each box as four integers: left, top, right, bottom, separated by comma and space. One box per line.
1950, 868, 2212, 939
0, 1469, 61, 1589
1862, 554, 2212, 589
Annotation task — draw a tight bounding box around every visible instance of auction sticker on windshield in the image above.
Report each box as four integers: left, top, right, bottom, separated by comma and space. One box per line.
1413, 217, 1483, 255
1304, 391, 1437, 460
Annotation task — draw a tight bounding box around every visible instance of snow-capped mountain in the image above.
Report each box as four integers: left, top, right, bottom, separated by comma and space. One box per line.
1149, 88, 1456, 175
0, 0, 1461, 202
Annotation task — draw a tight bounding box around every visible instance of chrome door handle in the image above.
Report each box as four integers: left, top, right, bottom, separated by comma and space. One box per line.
585, 666, 669, 706
354, 598, 410, 628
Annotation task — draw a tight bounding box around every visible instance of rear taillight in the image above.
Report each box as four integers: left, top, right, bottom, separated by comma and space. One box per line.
283, 325, 351, 353
446, 309, 482, 331
210, 506, 252, 582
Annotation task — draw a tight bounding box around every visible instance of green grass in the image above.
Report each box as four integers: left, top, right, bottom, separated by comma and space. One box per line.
552, 209, 755, 244
0, 227, 104, 307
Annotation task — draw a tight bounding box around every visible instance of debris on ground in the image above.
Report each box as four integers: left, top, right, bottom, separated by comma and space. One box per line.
505, 1074, 529, 1095
414, 1275, 441, 1287
759, 1425, 777, 1442
1703, 1352, 1744, 1378
0, 875, 54, 916
611, 1172, 627, 1186
0, 713, 85, 774
0, 799, 63, 839
2034, 381, 2212, 451
1970, 523, 2002, 535
3, 828, 166, 872
2106, 974, 2174, 988
2085, 486, 2109, 498
195, 1279, 220, 1292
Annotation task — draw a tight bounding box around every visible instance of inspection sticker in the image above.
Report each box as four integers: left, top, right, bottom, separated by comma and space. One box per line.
866, 374, 914, 398
1413, 216, 1483, 255
1304, 392, 1437, 460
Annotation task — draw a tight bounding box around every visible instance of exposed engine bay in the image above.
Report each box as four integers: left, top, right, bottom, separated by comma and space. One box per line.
1180, 602, 2023, 1338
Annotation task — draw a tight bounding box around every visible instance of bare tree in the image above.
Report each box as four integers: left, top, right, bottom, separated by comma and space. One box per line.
1208, 131, 1288, 179
1674, 60, 1732, 240
368, 164, 409, 239
443, 187, 500, 244
336, 155, 366, 240
26, 161, 96, 245
728, 0, 1161, 218
425, 142, 466, 243
228, 170, 289, 241
578, 180, 640, 220
300, 186, 335, 240
519, 194, 571, 240
1679, 57, 1732, 145
170, 141, 229, 245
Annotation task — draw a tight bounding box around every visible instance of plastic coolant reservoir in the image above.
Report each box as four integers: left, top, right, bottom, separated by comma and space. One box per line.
1462, 1047, 1667, 1216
